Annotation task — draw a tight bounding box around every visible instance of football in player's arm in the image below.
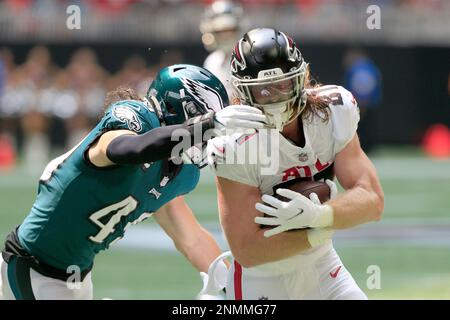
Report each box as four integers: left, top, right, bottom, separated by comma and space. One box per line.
215, 128, 383, 268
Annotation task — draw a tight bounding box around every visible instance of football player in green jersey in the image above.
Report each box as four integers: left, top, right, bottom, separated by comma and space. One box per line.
0, 64, 266, 300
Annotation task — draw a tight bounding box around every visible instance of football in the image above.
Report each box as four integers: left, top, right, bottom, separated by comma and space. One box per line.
273, 180, 331, 204
259, 180, 331, 230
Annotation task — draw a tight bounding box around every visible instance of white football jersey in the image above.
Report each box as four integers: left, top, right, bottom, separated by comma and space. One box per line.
209, 85, 359, 194
207, 85, 360, 274
203, 50, 233, 98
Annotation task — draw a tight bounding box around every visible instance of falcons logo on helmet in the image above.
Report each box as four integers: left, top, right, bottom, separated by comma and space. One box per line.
181, 78, 224, 113
112, 106, 142, 132
231, 39, 247, 73
280, 33, 302, 62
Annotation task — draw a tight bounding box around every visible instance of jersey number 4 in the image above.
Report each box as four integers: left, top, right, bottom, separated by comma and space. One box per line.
88, 196, 151, 244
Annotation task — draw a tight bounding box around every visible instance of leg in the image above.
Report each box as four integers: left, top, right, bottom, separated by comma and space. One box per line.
226, 260, 305, 300
312, 248, 368, 300
1, 255, 93, 300
30, 269, 93, 300
0, 255, 9, 299
226, 249, 365, 300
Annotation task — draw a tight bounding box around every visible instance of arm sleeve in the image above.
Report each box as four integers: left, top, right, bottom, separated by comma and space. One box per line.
104, 104, 215, 165
106, 124, 186, 164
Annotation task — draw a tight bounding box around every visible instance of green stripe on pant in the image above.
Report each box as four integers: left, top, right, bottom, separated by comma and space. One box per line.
6, 256, 36, 300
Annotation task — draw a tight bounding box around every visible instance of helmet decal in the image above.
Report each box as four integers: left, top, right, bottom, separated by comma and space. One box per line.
280, 32, 301, 63
234, 42, 242, 62
231, 39, 247, 73
287, 36, 294, 49
180, 77, 224, 113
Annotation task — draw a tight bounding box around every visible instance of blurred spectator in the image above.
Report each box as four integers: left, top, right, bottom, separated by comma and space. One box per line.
146, 49, 185, 86
0, 48, 15, 73
107, 54, 149, 96
65, 48, 108, 147
0, 45, 174, 170
0, 49, 16, 170
0, 48, 21, 155
200, 0, 243, 98
0, 46, 59, 172
343, 49, 382, 153
157, 49, 184, 69
17, 46, 57, 172
90, 0, 136, 15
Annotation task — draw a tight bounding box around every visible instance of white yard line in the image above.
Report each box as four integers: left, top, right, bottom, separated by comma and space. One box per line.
112, 220, 450, 252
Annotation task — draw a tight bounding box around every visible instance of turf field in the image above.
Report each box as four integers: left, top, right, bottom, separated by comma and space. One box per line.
1, 146, 449, 300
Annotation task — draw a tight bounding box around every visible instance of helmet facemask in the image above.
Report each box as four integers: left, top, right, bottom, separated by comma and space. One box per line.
231, 61, 308, 131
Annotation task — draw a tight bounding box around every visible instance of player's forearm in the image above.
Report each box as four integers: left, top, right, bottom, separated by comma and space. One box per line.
328, 185, 384, 229
175, 226, 223, 272
106, 113, 215, 165
105, 124, 185, 164
229, 228, 313, 268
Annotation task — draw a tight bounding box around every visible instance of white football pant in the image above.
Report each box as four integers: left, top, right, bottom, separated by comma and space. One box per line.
0, 254, 93, 300
226, 242, 367, 300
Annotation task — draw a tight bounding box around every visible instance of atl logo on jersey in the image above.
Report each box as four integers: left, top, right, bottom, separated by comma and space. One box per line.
282, 158, 332, 181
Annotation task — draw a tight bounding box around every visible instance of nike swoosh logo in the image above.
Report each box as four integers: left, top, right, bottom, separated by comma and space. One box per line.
330, 266, 342, 278
287, 209, 304, 221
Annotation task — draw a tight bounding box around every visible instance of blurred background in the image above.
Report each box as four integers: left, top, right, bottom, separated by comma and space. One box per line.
0, 0, 449, 299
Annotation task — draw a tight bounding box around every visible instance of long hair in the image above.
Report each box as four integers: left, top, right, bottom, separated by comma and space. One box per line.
301, 65, 331, 123
103, 86, 142, 110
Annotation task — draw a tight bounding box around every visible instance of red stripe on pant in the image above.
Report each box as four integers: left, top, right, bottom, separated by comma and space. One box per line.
233, 260, 242, 300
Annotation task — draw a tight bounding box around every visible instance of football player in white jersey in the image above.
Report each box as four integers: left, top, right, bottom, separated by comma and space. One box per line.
200, 0, 243, 98
207, 28, 384, 300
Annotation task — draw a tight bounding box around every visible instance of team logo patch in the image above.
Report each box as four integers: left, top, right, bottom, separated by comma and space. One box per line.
112, 106, 142, 132
181, 78, 224, 113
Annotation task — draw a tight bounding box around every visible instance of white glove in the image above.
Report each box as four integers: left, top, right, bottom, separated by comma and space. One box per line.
197, 272, 225, 300
197, 252, 231, 300
254, 179, 337, 238
214, 105, 267, 134
306, 228, 335, 247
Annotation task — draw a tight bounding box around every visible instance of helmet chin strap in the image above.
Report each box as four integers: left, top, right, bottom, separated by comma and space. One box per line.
270, 112, 284, 131
148, 95, 166, 126
263, 103, 288, 131
260, 95, 305, 131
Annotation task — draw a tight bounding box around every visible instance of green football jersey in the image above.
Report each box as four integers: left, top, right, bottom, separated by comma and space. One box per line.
18, 100, 200, 271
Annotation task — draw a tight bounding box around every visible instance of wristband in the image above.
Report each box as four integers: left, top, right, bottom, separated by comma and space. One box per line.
315, 204, 334, 228
307, 228, 334, 247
